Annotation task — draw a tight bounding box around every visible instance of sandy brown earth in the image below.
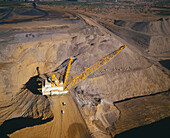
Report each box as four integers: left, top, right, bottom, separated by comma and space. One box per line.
9, 94, 91, 138
0, 1, 170, 138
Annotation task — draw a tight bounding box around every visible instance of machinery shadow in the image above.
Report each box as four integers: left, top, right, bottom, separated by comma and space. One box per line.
53, 57, 77, 82
24, 57, 77, 95
24, 75, 43, 95
53, 57, 77, 72
0, 117, 53, 138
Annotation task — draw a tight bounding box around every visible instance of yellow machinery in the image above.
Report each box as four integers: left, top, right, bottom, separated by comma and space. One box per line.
41, 45, 126, 95
51, 74, 59, 87
50, 57, 73, 88
64, 45, 126, 90
63, 57, 73, 88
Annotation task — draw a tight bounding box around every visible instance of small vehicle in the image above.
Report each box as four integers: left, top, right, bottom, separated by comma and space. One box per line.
61, 110, 64, 114
62, 102, 66, 106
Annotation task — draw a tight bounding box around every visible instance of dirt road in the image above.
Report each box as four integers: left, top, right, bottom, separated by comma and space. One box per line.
49, 93, 91, 138
10, 93, 91, 138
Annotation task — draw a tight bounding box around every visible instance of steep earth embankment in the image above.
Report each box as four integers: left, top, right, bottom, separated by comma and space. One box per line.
0, 10, 169, 137
113, 17, 170, 57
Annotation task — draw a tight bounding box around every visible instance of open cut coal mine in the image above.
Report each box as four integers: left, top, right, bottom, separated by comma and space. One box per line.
0, 5, 170, 138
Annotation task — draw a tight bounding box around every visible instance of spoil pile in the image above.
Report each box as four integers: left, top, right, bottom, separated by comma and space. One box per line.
0, 14, 169, 137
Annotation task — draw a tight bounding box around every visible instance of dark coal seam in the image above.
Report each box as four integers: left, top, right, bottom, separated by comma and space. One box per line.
113, 90, 170, 104
0, 8, 48, 25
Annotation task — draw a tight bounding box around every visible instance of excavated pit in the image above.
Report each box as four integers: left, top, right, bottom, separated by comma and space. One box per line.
113, 17, 170, 57
0, 9, 170, 138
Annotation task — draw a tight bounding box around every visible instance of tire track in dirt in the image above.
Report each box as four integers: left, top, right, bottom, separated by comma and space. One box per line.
48, 93, 91, 138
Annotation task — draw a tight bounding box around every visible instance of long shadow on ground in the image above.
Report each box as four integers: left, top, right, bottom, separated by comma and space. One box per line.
159, 60, 170, 70
115, 117, 170, 138
24, 75, 43, 95
0, 117, 53, 138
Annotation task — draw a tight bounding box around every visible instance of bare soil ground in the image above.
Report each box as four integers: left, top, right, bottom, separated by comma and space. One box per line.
0, 1, 170, 138
9, 94, 91, 138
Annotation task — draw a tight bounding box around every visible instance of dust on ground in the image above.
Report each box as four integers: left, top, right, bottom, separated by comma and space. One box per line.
0, 1, 170, 138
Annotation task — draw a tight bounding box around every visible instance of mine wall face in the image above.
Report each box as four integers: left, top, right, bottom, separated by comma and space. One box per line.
0, 13, 169, 137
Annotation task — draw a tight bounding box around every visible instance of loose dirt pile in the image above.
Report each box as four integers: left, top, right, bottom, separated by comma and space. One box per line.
114, 17, 170, 57
0, 8, 169, 138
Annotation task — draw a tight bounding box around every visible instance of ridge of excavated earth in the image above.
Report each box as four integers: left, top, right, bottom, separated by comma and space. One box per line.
0, 8, 170, 138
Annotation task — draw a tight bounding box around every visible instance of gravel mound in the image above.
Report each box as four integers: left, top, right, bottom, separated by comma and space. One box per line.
0, 15, 169, 137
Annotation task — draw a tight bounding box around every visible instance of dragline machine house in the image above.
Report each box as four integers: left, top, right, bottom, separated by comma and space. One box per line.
41, 45, 126, 96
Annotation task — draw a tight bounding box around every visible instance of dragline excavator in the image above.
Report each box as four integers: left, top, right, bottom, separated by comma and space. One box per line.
41, 45, 126, 96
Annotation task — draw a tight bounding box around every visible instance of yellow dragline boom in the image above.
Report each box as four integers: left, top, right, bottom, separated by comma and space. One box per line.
63, 57, 73, 88
64, 45, 126, 90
